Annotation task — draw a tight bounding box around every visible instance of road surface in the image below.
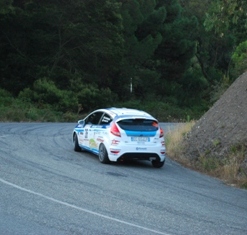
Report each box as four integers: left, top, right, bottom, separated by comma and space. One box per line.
0, 123, 246, 235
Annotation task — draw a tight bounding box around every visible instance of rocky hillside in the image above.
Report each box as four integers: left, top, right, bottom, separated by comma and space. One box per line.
183, 72, 247, 174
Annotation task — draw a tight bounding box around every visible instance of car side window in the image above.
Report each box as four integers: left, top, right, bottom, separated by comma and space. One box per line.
85, 112, 104, 125
100, 113, 112, 125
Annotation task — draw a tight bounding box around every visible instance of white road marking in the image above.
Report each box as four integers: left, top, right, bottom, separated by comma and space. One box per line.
0, 135, 9, 138
0, 178, 170, 235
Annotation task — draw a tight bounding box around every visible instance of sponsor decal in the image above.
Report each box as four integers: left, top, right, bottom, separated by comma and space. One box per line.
97, 138, 104, 143
91, 126, 101, 129
136, 147, 147, 151
89, 139, 97, 148
94, 131, 101, 135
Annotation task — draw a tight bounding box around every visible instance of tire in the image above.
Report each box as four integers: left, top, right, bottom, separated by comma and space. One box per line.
73, 134, 81, 152
98, 144, 110, 164
152, 159, 165, 168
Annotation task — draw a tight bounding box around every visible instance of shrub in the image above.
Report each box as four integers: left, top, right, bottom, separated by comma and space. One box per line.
19, 79, 78, 112
77, 85, 118, 112
0, 89, 13, 107
231, 40, 247, 77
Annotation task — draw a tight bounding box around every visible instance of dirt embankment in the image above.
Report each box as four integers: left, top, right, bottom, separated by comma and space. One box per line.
183, 72, 247, 174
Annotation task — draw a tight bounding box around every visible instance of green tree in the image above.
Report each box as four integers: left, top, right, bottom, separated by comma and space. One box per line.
153, 0, 200, 104
115, 0, 162, 100
116, 0, 201, 105
0, 0, 124, 97
0, 0, 13, 14
203, 0, 247, 77
204, 0, 247, 38
178, 0, 241, 103
117, 1, 172, 100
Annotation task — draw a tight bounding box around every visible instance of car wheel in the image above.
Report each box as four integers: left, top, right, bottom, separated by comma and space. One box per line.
73, 134, 81, 152
152, 159, 165, 168
98, 144, 110, 164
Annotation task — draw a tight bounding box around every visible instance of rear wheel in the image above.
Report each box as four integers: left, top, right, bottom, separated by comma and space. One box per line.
98, 144, 110, 164
73, 134, 81, 152
152, 159, 165, 168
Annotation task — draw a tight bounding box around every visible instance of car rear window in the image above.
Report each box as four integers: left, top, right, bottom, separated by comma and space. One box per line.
117, 119, 158, 131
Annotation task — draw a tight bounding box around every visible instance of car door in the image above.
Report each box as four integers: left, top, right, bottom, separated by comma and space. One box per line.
96, 113, 113, 148
76, 120, 87, 149
84, 111, 104, 153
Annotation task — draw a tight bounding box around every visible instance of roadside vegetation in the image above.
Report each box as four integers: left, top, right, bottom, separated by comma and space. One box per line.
0, 88, 202, 122
166, 122, 247, 189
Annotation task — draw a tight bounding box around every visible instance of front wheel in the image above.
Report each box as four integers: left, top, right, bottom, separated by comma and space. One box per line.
98, 144, 110, 164
73, 134, 81, 152
152, 159, 165, 168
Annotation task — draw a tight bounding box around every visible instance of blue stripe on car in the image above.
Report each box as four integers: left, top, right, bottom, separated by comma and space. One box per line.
124, 130, 156, 137
80, 145, 99, 154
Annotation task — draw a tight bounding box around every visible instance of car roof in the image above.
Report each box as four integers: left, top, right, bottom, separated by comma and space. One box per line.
104, 107, 156, 120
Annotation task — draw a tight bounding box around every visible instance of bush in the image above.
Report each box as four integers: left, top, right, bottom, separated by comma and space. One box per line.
0, 89, 13, 107
77, 85, 117, 112
18, 79, 78, 112
231, 40, 247, 77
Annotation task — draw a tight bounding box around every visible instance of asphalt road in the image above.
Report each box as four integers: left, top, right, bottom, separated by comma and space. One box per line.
0, 123, 246, 235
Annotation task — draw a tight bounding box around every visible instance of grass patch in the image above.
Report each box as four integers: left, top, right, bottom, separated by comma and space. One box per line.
198, 156, 221, 172
166, 121, 247, 189
165, 121, 195, 165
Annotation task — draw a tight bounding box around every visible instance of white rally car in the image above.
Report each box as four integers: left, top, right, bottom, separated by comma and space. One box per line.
73, 107, 166, 168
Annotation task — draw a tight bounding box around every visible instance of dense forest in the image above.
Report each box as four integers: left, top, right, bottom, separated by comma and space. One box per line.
0, 0, 246, 121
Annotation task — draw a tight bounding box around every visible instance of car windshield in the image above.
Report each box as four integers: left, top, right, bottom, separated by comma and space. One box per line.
117, 119, 158, 131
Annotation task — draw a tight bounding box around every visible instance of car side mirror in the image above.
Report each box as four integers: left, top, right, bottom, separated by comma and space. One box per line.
78, 120, 85, 127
